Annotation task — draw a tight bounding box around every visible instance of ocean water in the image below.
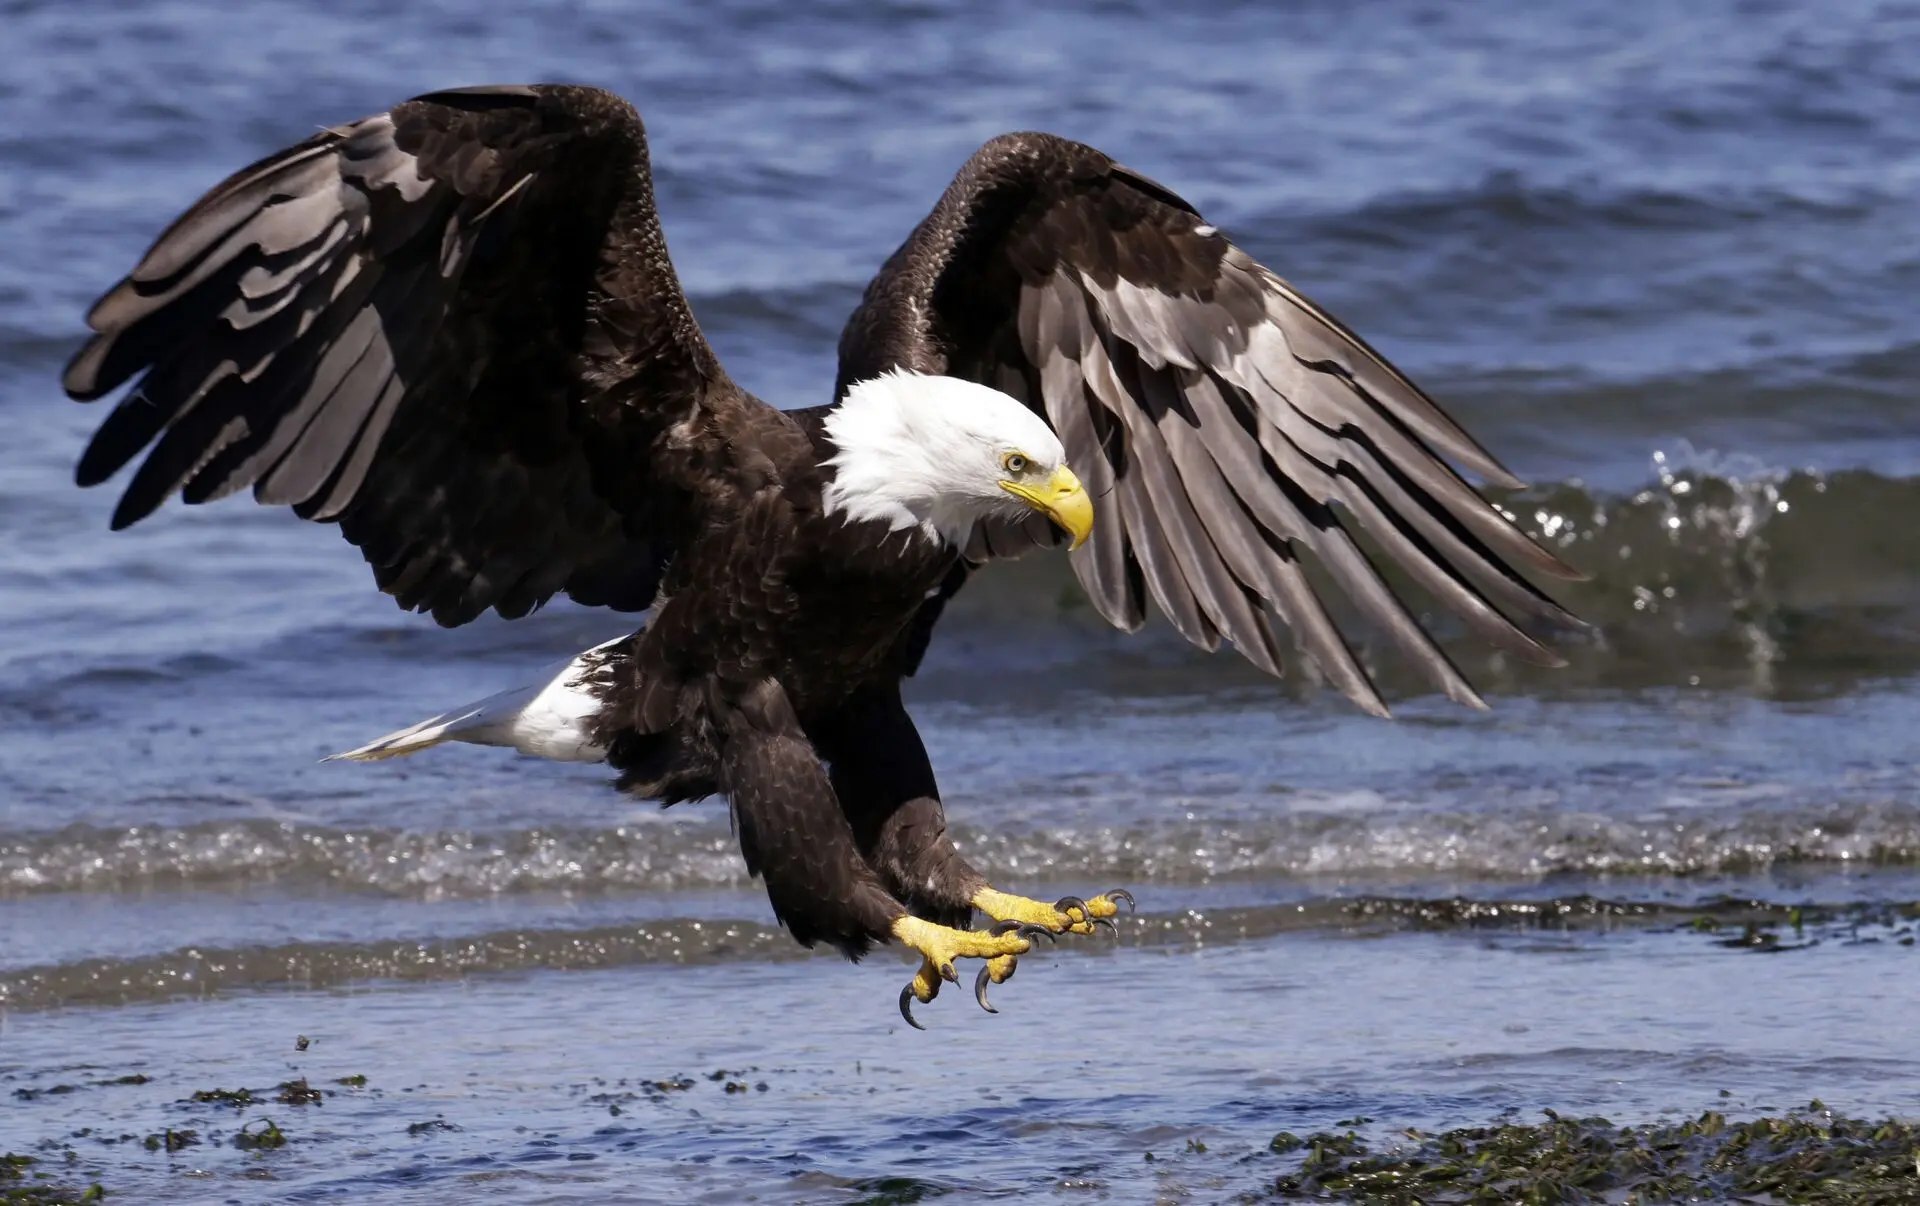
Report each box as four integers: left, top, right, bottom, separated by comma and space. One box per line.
4, 0, 1920, 1200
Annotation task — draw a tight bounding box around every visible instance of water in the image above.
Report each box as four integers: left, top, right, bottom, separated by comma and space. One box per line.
4, 0, 1920, 1200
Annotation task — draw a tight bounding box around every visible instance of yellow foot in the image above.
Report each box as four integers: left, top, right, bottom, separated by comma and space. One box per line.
972, 886, 1137, 937
891, 915, 1054, 1030
955, 886, 1137, 1018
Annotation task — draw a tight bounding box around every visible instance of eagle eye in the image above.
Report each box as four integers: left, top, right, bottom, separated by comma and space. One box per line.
1002, 452, 1031, 475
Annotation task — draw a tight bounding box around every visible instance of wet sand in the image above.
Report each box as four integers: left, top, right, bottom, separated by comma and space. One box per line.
7, 907, 1920, 1201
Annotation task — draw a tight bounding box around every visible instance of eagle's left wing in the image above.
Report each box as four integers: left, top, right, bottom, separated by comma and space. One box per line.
62, 85, 783, 628
831, 133, 1582, 714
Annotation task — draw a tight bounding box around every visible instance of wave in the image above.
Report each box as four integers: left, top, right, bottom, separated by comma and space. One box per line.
937, 459, 1920, 693
0, 820, 750, 898
2, 891, 1903, 1011
11, 792, 1920, 899
0, 918, 802, 1011
1490, 456, 1920, 686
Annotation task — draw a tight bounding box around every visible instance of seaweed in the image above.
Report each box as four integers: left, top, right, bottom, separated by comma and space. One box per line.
1, 1184, 106, 1205
845, 1177, 947, 1206
646, 1076, 696, 1094
274, 1079, 324, 1106
405, 1119, 459, 1137
587, 1090, 641, 1116
1268, 1105, 1920, 1203
232, 1120, 286, 1151
4, 1192, 104, 1204
139, 1130, 197, 1153
1336, 894, 1920, 954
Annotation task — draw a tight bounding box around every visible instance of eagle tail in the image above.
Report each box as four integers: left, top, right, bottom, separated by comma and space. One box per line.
325, 706, 490, 762
324, 635, 629, 764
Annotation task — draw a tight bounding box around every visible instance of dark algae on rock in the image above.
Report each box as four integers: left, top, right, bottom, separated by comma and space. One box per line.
233, 1120, 287, 1151
1, 1152, 105, 1206
1267, 1106, 1920, 1203
274, 1078, 324, 1106
140, 1129, 198, 1153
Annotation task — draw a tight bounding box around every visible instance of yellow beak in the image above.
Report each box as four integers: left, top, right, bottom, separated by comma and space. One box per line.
1000, 464, 1094, 550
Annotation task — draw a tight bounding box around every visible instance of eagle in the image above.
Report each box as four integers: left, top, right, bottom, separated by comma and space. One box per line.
62, 85, 1581, 1027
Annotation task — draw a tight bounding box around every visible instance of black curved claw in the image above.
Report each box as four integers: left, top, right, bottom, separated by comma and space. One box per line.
899, 983, 928, 1031
973, 965, 998, 1014
989, 919, 1056, 945
1092, 916, 1119, 936
1053, 894, 1090, 924
1105, 888, 1137, 913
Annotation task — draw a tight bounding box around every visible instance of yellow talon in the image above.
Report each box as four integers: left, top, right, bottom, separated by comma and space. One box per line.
972, 886, 1132, 935
906, 956, 944, 1005
891, 915, 1046, 1029
893, 915, 1036, 971
892, 892, 1135, 1027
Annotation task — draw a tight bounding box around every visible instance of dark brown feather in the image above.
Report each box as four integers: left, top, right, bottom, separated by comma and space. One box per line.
65, 84, 772, 625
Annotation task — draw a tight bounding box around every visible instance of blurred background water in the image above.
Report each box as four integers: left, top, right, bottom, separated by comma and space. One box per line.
3, 0, 1919, 1200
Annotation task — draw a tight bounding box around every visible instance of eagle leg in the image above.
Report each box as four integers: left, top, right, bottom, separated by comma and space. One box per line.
971, 886, 1136, 936
721, 679, 910, 959
815, 685, 986, 929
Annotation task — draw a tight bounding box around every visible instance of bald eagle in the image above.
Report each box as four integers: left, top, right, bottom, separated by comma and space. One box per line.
62, 85, 1580, 1027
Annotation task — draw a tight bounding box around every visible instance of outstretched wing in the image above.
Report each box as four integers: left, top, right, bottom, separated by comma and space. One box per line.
64, 84, 780, 626
833, 133, 1582, 714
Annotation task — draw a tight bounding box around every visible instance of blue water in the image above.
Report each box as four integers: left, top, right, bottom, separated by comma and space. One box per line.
4, 0, 1920, 1200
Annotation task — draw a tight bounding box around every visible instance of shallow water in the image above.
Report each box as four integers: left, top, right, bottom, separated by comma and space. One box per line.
4, 0, 1920, 1200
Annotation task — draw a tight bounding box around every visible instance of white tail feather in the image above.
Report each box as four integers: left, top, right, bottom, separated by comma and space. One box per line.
326, 636, 626, 764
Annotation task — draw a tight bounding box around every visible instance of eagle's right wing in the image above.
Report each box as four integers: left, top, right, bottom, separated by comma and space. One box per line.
64, 84, 782, 626
833, 132, 1583, 714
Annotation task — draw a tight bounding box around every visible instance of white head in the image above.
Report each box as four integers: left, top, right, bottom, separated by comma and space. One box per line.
821, 369, 1093, 550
